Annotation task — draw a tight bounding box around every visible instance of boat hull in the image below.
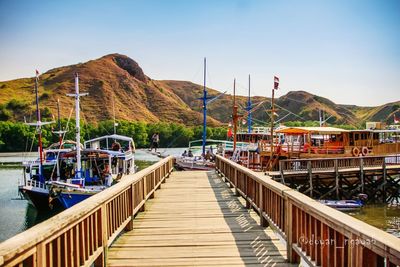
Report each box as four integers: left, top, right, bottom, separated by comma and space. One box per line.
57, 191, 95, 209
174, 156, 215, 171
319, 200, 363, 212
19, 186, 62, 211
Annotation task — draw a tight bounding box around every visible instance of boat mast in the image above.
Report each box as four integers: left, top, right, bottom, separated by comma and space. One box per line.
56, 99, 64, 146
34, 71, 44, 179
247, 74, 252, 133
67, 73, 88, 182
53, 99, 65, 180
269, 76, 279, 170
202, 57, 207, 156
233, 79, 238, 151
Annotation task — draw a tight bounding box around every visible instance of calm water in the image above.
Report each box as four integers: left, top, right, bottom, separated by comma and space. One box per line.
1, 148, 399, 242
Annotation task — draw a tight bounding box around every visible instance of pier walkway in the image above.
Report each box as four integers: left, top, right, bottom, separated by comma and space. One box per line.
108, 171, 291, 266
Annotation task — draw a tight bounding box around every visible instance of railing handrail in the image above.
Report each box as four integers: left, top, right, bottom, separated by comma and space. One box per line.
0, 156, 174, 266
280, 154, 400, 163
216, 155, 400, 265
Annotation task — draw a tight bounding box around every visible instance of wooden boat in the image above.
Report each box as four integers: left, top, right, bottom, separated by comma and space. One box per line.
271, 126, 400, 158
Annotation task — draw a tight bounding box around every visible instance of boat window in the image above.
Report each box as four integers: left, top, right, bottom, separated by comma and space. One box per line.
355, 134, 359, 141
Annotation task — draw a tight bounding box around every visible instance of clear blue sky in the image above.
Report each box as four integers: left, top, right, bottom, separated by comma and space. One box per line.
0, 0, 399, 106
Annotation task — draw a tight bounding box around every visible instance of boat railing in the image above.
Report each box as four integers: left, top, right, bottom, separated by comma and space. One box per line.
19, 178, 47, 189
215, 155, 400, 266
0, 156, 174, 266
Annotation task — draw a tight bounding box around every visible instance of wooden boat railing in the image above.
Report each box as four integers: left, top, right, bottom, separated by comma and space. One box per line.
215, 155, 400, 266
278, 155, 400, 173
0, 156, 174, 267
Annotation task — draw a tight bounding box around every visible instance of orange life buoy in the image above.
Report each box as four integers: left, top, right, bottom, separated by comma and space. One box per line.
352, 147, 360, 157
361, 146, 369, 156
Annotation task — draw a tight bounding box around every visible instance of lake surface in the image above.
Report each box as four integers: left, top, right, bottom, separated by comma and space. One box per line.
1, 148, 399, 242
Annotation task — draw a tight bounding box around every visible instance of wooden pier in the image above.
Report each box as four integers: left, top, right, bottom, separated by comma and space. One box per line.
0, 155, 400, 266
267, 155, 400, 202
108, 171, 291, 266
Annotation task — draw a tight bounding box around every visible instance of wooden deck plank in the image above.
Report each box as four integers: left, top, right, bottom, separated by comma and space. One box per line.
108, 171, 295, 266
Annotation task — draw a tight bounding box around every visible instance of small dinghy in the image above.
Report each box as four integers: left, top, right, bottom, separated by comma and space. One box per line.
319, 194, 367, 212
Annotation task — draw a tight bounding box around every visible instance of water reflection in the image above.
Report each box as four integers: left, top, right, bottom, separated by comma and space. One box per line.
23, 204, 63, 230
350, 204, 400, 238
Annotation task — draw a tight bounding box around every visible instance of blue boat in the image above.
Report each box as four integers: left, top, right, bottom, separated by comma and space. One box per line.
319, 194, 368, 212
50, 135, 136, 209
48, 73, 136, 209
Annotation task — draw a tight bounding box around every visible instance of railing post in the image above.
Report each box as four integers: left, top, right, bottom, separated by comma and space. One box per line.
286, 200, 297, 263
94, 204, 108, 267
125, 184, 135, 231
140, 178, 146, 212
36, 242, 46, 267
148, 173, 154, 199
234, 168, 239, 196
259, 183, 268, 227
244, 174, 250, 208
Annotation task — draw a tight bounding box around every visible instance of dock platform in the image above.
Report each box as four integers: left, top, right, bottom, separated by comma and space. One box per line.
108, 171, 293, 266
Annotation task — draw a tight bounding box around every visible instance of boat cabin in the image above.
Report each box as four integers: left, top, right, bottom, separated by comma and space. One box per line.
275, 127, 400, 158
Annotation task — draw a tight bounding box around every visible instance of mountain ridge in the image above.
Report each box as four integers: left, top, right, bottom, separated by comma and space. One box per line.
0, 54, 399, 127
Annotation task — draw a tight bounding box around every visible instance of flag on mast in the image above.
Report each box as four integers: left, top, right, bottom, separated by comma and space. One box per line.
274, 76, 279, 90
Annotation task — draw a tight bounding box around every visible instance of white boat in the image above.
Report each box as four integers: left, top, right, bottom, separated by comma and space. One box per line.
50, 135, 136, 208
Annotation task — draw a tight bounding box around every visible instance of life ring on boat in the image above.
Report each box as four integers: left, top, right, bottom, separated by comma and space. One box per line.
361, 146, 369, 156
352, 147, 360, 157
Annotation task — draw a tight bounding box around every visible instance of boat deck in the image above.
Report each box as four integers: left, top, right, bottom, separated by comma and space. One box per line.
108, 171, 295, 266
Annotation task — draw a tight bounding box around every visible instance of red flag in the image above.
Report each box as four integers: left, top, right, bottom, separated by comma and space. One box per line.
274, 76, 279, 90
227, 127, 233, 138
395, 114, 399, 124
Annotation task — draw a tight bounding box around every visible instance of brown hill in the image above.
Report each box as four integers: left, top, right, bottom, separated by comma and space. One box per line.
0, 54, 220, 126
0, 54, 399, 127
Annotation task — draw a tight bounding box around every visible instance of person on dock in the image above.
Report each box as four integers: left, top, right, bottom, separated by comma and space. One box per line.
149, 132, 160, 152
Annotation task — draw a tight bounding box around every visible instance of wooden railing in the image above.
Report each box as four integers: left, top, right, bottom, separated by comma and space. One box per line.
279, 155, 400, 174
0, 156, 174, 267
216, 155, 400, 266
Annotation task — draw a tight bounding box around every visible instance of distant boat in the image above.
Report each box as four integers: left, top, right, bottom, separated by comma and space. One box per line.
174, 58, 226, 171
319, 194, 367, 212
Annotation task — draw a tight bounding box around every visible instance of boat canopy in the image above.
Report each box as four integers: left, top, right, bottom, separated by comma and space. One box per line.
85, 134, 134, 144
84, 134, 135, 151
276, 127, 349, 135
